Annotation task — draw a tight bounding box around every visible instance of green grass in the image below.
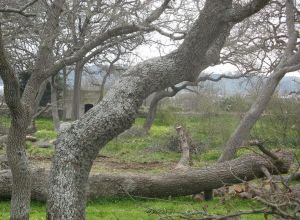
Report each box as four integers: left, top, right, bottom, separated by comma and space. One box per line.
24, 117, 57, 157
34, 117, 57, 139
0, 109, 299, 219
0, 197, 265, 220
0, 116, 10, 128
35, 118, 55, 131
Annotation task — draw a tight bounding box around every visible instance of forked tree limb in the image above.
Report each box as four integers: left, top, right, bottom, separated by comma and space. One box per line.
0, 152, 293, 201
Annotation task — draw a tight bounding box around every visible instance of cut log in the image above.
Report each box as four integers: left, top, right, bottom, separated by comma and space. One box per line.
175, 126, 191, 170
0, 152, 293, 201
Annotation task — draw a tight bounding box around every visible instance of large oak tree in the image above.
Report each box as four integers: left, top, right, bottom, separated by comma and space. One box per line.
1, 0, 292, 219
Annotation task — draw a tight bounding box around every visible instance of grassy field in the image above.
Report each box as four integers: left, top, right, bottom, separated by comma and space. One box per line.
0, 197, 264, 220
14, 112, 299, 164
0, 110, 299, 219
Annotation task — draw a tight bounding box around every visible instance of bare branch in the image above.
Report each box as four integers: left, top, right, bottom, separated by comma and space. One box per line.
32, 103, 51, 119
248, 139, 280, 162
144, 0, 171, 24
148, 25, 186, 40
196, 72, 247, 83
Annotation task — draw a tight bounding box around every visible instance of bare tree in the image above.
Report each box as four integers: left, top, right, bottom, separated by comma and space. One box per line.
0, 0, 284, 219
143, 72, 248, 133
66, 0, 177, 120
45, 1, 272, 219
0, 0, 180, 218
219, 0, 300, 162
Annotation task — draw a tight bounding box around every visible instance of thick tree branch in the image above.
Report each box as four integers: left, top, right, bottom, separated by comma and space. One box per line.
0, 27, 23, 117
0, 152, 294, 201
0, 0, 38, 17
225, 0, 271, 22
22, 0, 65, 113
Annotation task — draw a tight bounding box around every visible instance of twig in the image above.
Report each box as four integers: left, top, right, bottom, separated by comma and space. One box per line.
255, 196, 299, 220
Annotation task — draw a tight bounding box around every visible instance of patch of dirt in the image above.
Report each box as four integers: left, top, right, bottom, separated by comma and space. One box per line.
28, 155, 174, 174
93, 156, 173, 171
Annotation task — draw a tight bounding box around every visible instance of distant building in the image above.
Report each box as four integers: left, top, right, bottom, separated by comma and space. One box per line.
63, 64, 126, 119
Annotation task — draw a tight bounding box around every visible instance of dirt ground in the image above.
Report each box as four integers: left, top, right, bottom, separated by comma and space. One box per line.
29, 155, 176, 174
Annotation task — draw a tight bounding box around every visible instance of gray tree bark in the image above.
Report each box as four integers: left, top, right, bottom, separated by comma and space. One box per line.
218, 0, 300, 162
62, 67, 67, 121
0, 152, 293, 201
71, 60, 84, 120
218, 72, 287, 162
0, 1, 65, 219
51, 77, 60, 131
46, 1, 272, 219
0, 31, 31, 220
26, 79, 49, 134
34, 79, 48, 114
143, 89, 178, 133
98, 71, 109, 103
1, 0, 183, 219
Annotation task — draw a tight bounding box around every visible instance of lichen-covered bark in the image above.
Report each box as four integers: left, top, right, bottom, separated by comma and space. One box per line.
47, 0, 272, 219
0, 152, 293, 201
0, 1, 65, 219
0, 26, 31, 220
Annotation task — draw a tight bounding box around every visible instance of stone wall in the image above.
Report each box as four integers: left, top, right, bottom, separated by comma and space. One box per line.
64, 89, 100, 119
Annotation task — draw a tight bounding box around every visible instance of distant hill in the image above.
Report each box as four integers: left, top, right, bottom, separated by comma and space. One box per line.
0, 71, 299, 97
200, 74, 300, 96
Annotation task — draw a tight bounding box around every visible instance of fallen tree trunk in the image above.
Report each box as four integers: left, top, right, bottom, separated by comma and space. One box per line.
0, 152, 293, 201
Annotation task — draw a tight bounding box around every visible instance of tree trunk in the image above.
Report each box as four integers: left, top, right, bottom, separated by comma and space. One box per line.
25, 79, 50, 134
218, 0, 299, 163
47, 1, 270, 218
51, 78, 60, 131
143, 98, 158, 133
0, 152, 293, 201
34, 79, 48, 114
0, 24, 31, 220
71, 60, 84, 120
218, 72, 286, 162
143, 89, 177, 133
62, 67, 67, 121
6, 123, 31, 220
98, 72, 110, 103
213, 70, 287, 200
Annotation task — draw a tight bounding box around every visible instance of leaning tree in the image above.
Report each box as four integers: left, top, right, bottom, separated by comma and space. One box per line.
1, 0, 296, 220
219, 0, 300, 162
